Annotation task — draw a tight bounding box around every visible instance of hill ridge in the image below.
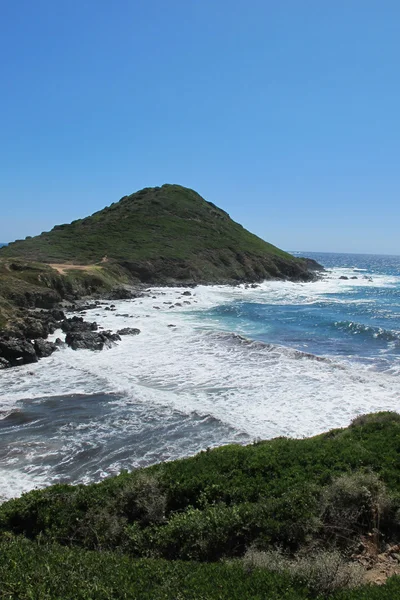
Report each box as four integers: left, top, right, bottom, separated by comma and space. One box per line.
0, 184, 317, 284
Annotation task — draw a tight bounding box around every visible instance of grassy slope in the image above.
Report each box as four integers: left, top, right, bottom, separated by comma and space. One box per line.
1, 413, 400, 598
2, 537, 400, 600
0, 259, 129, 330
0, 184, 310, 283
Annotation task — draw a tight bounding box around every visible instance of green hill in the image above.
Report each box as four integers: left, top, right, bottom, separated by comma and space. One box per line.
0, 184, 315, 283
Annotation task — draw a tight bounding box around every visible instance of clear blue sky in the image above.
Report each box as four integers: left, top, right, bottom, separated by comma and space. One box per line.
1, 1, 399, 254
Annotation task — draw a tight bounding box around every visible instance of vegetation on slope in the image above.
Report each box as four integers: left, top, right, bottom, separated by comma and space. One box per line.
2, 536, 400, 600
1, 412, 400, 597
0, 258, 130, 331
0, 184, 315, 283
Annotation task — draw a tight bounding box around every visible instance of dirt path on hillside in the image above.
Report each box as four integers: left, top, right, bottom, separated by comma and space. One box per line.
49, 264, 97, 275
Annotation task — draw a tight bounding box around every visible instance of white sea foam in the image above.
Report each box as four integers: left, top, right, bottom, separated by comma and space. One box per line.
1, 271, 399, 440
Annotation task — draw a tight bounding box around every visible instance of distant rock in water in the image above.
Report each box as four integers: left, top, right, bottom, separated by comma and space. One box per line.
0, 184, 320, 285
34, 339, 58, 358
117, 328, 141, 336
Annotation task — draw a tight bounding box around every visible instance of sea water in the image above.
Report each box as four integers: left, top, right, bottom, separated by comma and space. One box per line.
0, 252, 399, 500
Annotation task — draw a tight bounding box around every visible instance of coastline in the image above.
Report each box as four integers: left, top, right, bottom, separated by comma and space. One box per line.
1, 256, 399, 500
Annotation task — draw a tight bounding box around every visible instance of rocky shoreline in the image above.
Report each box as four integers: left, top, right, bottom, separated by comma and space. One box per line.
0, 286, 147, 370
0, 257, 325, 371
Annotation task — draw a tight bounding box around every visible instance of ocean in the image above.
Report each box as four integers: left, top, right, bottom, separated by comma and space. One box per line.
0, 251, 399, 501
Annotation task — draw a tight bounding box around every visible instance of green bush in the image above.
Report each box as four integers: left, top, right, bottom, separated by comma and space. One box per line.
116, 472, 167, 526
320, 471, 394, 545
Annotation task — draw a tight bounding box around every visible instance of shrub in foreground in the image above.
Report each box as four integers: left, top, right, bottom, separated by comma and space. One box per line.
321, 471, 394, 546
244, 548, 364, 596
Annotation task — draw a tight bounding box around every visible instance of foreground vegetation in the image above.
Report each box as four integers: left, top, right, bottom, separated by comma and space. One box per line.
1, 412, 400, 597
0, 184, 316, 283
1, 536, 400, 600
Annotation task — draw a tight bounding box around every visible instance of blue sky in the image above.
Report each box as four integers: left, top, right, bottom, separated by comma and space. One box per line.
1, 1, 399, 254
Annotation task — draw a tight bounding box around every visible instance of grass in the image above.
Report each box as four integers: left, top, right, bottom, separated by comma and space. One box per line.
0, 184, 313, 283
1, 536, 400, 599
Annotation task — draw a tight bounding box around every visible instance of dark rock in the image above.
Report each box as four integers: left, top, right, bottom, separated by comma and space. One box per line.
12, 289, 62, 309
65, 330, 121, 351
55, 338, 65, 347
68, 303, 98, 312
108, 288, 141, 300
167, 324, 176, 328
116, 313, 130, 318
175, 303, 182, 307
183, 301, 191, 305
105, 306, 111, 311
61, 317, 98, 333
339, 276, 349, 280
0, 357, 11, 369
22, 317, 49, 340
34, 339, 58, 358
117, 328, 141, 336
49, 309, 66, 321
350, 276, 358, 280
300, 258, 325, 272
0, 337, 37, 366
153, 306, 160, 310
182, 291, 191, 296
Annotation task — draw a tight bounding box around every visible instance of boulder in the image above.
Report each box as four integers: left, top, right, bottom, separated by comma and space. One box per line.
339, 276, 349, 280
0, 357, 10, 369
117, 328, 141, 336
34, 339, 58, 359
0, 337, 38, 366
61, 316, 98, 333
65, 330, 121, 351
182, 291, 192, 296
49, 308, 66, 321
22, 317, 49, 339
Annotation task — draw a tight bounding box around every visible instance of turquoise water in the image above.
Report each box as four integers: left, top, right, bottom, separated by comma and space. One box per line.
200, 252, 400, 372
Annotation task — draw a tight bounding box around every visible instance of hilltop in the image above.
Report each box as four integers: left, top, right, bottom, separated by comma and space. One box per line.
0, 184, 317, 284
